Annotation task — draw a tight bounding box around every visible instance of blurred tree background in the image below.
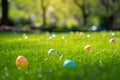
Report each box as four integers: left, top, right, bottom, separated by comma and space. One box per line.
0, 0, 120, 32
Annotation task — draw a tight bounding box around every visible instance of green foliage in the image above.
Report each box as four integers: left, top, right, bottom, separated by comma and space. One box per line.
0, 0, 2, 19
88, 16, 99, 26
1, 0, 120, 29
0, 32, 120, 80
7, 0, 98, 27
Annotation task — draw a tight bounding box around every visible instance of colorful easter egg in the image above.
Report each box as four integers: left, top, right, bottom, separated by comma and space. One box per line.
109, 38, 115, 43
84, 45, 91, 51
16, 56, 28, 69
63, 59, 76, 70
48, 49, 57, 55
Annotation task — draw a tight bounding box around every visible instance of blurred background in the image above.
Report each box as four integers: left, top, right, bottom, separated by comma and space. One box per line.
0, 0, 120, 32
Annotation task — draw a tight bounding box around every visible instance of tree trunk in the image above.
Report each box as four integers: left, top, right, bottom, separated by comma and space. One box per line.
81, 6, 88, 26
108, 14, 115, 30
99, 14, 115, 30
1, 0, 9, 25
42, 7, 47, 27
83, 14, 88, 26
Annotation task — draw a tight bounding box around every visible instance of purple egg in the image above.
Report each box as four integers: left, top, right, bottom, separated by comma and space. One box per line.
109, 38, 115, 43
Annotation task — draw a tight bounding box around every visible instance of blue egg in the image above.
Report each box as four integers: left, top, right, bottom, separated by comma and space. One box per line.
48, 49, 57, 55
63, 59, 76, 69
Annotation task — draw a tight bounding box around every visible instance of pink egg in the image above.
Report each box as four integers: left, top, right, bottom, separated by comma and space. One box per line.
109, 38, 115, 43
79, 32, 84, 35
84, 45, 91, 51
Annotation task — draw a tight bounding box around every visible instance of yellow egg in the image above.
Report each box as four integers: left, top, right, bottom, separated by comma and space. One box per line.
16, 56, 28, 69
87, 34, 91, 38
24, 36, 28, 39
84, 45, 91, 51
102, 34, 107, 38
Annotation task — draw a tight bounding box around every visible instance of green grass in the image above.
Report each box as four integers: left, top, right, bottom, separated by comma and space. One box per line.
0, 31, 120, 80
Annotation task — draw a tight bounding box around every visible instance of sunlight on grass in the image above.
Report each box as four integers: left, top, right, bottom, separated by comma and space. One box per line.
0, 31, 120, 80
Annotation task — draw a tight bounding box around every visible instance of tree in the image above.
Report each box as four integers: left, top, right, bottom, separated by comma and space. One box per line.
1, 0, 9, 25
72, 0, 91, 26
99, 0, 120, 30
40, 0, 50, 27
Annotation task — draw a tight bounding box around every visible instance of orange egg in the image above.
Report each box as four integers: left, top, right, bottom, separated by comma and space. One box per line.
84, 45, 91, 51
16, 56, 28, 69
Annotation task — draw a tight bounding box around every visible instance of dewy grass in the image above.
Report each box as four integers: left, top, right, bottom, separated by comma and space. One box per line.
0, 31, 120, 80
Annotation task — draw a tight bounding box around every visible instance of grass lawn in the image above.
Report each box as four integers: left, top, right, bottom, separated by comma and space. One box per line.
0, 31, 120, 80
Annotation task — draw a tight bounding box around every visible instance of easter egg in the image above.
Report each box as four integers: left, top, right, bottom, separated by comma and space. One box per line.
112, 33, 115, 36
52, 34, 56, 38
84, 45, 91, 51
102, 34, 107, 38
109, 38, 115, 43
48, 49, 57, 55
16, 56, 28, 69
79, 32, 84, 36
24, 36, 28, 39
45, 31, 50, 36
91, 25, 97, 31
63, 59, 76, 69
62, 36, 65, 39
87, 34, 91, 38
49, 36, 53, 40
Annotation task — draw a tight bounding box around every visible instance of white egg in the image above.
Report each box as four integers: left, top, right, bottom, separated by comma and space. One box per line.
48, 49, 57, 55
